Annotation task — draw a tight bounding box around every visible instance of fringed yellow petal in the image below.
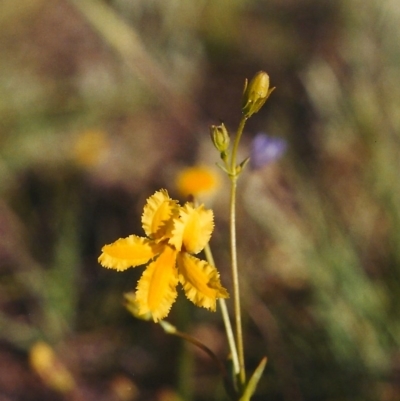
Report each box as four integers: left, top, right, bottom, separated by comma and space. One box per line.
98, 235, 159, 271
169, 204, 214, 254
135, 245, 179, 322
142, 189, 179, 241
177, 253, 229, 311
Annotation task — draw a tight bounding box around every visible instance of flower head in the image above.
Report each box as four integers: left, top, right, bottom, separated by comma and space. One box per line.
250, 133, 287, 170
72, 129, 109, 168
29, 342, 75, 393
99, 190, 228, 322
175, 165, 220, 202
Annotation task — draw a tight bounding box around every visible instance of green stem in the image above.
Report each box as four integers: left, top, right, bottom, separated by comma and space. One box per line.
159, 320, 230, 386
230, 116, 248, 173
229, 177, 245, 385
229, 116, 248, 386
204, 244, 240, 376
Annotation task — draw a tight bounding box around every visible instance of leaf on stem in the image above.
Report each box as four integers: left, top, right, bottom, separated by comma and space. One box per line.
238, 357, 267, 401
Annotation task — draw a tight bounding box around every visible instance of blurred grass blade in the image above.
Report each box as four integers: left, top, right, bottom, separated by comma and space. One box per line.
239, 357, 267, 401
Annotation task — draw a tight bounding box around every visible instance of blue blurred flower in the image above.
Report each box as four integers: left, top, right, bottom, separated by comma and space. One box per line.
250, 133, 287, 170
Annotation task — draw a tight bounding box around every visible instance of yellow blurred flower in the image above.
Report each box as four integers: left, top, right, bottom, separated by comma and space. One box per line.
175, 165, 220, 201
157, 388, 184, 401
110, 375, 139, 401
99, 190, 228, 322
29, 341, 75, 393
72, 129, 109, 168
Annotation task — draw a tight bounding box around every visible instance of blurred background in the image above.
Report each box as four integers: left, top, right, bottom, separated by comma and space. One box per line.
1, 0, 400, 400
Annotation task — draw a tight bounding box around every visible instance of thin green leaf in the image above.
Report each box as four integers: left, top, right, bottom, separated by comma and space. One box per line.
238, 357, 267, 401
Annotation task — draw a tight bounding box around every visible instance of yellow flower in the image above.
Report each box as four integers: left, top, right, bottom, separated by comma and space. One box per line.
175, 165, 220, 201
99, 189, 228, 322
29, 342, 75, 393
72, 129, 109, 168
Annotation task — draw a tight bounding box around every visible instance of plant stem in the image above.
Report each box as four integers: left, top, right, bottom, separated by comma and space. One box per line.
229, 177, 246, 386
230, 116, 248, 173
229, 116, 248, 386
204, 244, 240, 376
159, 320, 230, 386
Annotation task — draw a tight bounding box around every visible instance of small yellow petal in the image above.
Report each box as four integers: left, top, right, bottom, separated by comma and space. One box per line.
99, 235, 159, 271
142, 189, 179, 240
169, 203, 214, 254
177, 253, 229, 311
135, 245, 179, 322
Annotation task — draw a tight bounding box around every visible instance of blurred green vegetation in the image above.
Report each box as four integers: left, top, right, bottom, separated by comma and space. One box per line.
1, 0, 400, 400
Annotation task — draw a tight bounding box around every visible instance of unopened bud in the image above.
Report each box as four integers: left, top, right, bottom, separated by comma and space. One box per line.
124, 292, 152, 321
242, 71, 274, 118
210, 123, 230, 153
159, 320, 177, 334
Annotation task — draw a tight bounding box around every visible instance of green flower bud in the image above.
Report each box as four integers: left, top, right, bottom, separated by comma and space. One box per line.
242, 71, 274, 118
210, 123, 230, 153
124, 292, 152, 321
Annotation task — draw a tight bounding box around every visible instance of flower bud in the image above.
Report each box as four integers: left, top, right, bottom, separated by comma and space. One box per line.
210, 123, 230, 153
242, 71, 274, 118
124, 292, 152, 321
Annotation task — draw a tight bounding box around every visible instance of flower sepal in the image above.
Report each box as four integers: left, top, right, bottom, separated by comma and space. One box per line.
124, 291, 152, 321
